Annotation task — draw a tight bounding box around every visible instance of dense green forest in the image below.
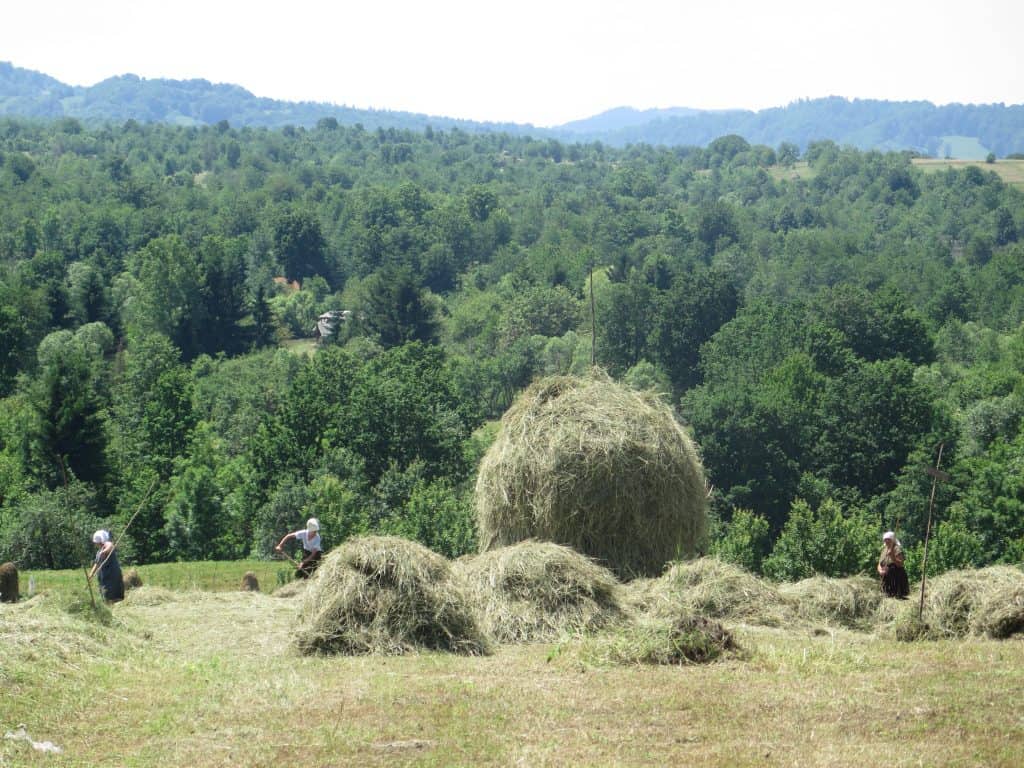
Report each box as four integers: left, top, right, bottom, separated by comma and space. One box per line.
1, 115, 1022, 581
4, 62, 1024, 157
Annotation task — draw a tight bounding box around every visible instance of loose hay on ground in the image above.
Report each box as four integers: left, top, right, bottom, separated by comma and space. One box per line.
576, 613, 736, 666
453, 541, 625, 643
294, 536, 489, 656
475, 372, 707, 578
121, 586, 182, 607
272, 580, 309, 598
778, 576, 881, 630
641, 558, 792, 626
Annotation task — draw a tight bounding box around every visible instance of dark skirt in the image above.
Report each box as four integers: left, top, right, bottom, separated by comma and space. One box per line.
295, 550, 322, 579
96, 549, 124, 602
881, 565, 910, 599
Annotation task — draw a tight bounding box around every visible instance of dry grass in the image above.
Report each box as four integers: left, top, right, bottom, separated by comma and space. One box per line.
4, 585, 1024, 767
293, 536, 489, 656
453, 541, 624, 643
634, 558, 793, 627
475, 371, 707, 578
778, 576, 882, 630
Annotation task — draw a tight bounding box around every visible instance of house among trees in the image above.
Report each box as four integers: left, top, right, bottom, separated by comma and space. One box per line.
313, 310, 352, 342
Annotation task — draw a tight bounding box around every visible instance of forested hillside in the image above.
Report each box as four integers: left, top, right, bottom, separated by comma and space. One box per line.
5, 63, 1024, 157
1, 116, 1022, 579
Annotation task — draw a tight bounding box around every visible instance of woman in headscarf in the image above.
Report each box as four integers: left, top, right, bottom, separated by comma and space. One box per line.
274, 518, 322, 579
88, 529, 124, 602
877, 531, 910, 598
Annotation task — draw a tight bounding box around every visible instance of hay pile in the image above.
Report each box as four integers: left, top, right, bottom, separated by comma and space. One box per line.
778, 576, 881, 630
923, 566, 1024, 639
580, 613, 736, 666
272, 580, 308, 599
124, 568, 143, 589
453, 541, 624, 643
294, 536, 489, 656
475, 372, 707, 578
638, 558, 792, 626
240, 572, 260, 592
0, 562, 18, 603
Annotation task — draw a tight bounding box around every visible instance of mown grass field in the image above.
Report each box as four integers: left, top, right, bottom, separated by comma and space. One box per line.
913, 158, 1024, 189
766, 159, 1024, 190
3, 561, 1023, 767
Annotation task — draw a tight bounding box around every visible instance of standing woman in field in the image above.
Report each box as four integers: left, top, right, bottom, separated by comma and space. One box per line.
89, 530, 124, 602
275, 518, 322, 579
877, 531, 909, 599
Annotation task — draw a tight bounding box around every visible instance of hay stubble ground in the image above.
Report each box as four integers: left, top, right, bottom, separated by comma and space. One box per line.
3, 585, 1023, 767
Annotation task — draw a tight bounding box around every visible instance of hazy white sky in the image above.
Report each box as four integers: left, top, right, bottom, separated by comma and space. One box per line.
3, 0, 1021, 126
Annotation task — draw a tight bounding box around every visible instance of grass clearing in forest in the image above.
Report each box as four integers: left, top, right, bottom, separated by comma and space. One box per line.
913, 157, 1024, 188
2, 561, 1023, 767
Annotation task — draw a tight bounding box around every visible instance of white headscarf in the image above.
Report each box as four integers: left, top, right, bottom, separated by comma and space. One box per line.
92, 529, 110, 544
306, 518, 320, 534
883, 531, 901, 547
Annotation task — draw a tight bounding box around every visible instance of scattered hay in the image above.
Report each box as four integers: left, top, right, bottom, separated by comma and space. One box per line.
0, 562, 18, 603
293, 536, 489, 656
272, 580, 308, 598
475, 372, 707, 578
124, 568, 143, 589
121, 586, 181, 607
453, 541, 624, 643
241, 572, 260, 592
642, 558, 792, 626
778, 576, 881, 630
579, 613, 736, 666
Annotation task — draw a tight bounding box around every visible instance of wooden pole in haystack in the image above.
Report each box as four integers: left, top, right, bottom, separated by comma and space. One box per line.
918, 443, 949, 620
589, 261, 597, 367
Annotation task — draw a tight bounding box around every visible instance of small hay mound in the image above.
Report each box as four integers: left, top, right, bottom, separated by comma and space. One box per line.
294, 536, 489, 656
778, 576, 882, 629
453, 541, 624, 643
475, 372, 707, 578
972, 582, 1024, 639
0, 562, 18, 603
925, 566, 1024, 639
124, 568, 143, 589
643, 558, 791, 626
581, 613, 735, 666
240, 572, 260, 592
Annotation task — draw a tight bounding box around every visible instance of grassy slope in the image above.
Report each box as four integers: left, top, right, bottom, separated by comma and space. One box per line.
2, 572, 1023, 767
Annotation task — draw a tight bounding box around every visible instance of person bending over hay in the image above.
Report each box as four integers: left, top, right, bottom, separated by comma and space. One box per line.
0, 561, 18, 603
475, 372, 707, 578
294, 536, 489, 656
453, 541, 624, 643
275, 517, 322, 579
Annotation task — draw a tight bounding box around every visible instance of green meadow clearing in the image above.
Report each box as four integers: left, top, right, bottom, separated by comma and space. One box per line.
2, 561, 1023, 767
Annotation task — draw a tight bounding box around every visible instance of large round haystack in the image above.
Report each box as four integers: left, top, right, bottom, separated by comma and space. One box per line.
475, 373, 707, 578
640, 558, 791, 626
294, 536, 489, 656
453, 541, 624, 643
778, 576, 882, 630
0, 562, 18, 603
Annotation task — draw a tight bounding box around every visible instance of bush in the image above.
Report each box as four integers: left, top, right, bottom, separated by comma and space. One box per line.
710, 509, 770, 573
763, 498, 877, 581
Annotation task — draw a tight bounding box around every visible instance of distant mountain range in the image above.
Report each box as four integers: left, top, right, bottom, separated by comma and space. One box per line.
3, 62, 1024, 158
